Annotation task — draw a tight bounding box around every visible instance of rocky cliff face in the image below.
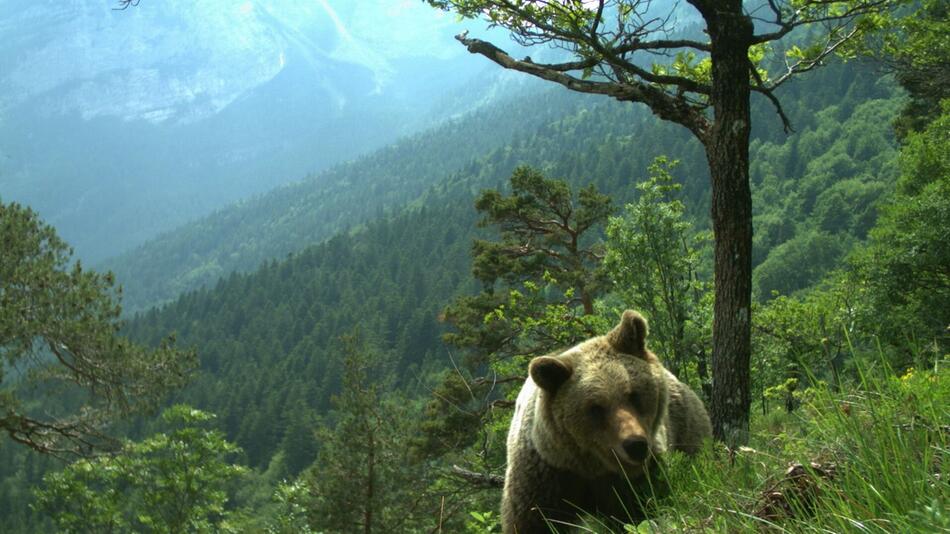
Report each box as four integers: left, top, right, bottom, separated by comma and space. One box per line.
1, 0, 466, 123
0, 0, 489, 261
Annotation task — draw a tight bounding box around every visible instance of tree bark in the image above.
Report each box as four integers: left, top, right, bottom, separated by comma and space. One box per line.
365, 431, 375, 534
580, 288, 594, 316
703, 3, 754, 445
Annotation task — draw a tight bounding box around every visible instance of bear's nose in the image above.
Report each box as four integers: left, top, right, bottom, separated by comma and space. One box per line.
622, 437, 649, 461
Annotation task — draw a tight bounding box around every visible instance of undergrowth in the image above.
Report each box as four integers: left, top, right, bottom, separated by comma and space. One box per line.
630, 358, 949, 533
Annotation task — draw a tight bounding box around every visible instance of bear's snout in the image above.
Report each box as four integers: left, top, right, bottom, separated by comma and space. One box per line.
622, 436, 649, 462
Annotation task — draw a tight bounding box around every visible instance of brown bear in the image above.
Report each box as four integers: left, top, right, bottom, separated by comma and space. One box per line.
501, 310, 712, 533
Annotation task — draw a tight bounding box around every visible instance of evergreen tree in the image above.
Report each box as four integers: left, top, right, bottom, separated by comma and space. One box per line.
472, 165, 613, 315
264, 481, 314, 534
302, 333, 427, 534
0, 201, 194, 456
424, 168, 612, 457
849, 102, 950, 360
443, 166, 612, 365
859, 0, 950, 137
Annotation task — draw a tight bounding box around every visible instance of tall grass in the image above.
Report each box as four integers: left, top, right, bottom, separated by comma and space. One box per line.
633, 357, 949, 533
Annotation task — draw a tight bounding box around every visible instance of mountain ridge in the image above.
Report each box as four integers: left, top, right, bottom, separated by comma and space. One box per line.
103, 86, 604, 313
0, 0, 503, 262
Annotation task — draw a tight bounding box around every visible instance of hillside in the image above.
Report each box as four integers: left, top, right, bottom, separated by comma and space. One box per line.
125, 61, 898, 469
0, 61, 908, 532
3, 0, 947, 530
0, 0, 500, 262
106, 59, 896, 315
103, 87, 601, 313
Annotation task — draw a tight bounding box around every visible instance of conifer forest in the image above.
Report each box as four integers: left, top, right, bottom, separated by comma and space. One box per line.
0, 1, 947, 532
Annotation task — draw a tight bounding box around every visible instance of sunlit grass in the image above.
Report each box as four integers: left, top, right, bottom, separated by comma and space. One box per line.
629, 357, 950, 533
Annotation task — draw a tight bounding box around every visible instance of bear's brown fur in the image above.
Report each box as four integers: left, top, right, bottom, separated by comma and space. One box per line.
501, 310, 712, 533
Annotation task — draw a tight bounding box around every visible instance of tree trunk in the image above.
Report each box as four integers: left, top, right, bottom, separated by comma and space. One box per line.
580, 288, 594, 316
365, 432, 375, 534
696, 344, 712, 402
705, 4, 754, 446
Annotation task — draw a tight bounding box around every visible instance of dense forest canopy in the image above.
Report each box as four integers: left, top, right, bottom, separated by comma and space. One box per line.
0, 1, 947, 532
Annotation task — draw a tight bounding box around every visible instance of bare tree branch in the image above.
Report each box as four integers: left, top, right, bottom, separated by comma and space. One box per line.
449, 465, 504, 488
1, 412, 119, 459
113, 0, 140, 10
455, 32, 710, 139
751, 0, 893, 44
749, 63, 793, 133
768, 26, 862, 89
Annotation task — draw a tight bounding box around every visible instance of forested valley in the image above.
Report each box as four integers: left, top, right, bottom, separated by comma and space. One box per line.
1, 1, 947, 532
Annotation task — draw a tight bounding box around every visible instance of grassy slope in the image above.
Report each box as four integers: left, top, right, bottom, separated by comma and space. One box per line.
580, 362, 949, 533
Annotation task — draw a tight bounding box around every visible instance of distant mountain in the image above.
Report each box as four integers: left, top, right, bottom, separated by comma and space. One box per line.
0, 0, 510, 262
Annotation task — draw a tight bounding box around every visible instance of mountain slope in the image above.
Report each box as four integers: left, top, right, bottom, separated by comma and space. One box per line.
123, 62, 900, 469
106, 59, 896, 315
104, 87, 604, 312
0, 0, 497, 262
0, 62, 903, 532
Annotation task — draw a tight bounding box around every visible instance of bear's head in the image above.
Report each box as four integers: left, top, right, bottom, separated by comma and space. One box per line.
528, 310, 670, 477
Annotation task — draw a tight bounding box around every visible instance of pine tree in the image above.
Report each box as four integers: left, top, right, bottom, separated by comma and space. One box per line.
0, 201, 194, 456
302, 333, 426, 534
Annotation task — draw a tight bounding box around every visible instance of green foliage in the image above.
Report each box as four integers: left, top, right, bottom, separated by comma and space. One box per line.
466, 509, 501, 533
751, 95, 901, 281
428, 0, 901, 105
426, 0, 910, 443
605, 157, 712, 385
847, 102, 950, 358
853, 0, 950, 137
445, 166, 612, 363
421, 170, 617, 527
0, 201, 194, 456
898, 101, 950, 197
812, 178, 887, 237
431, 169, 613, 455
301, 333, 428, 534
264, 480, 314, 534
752, 280, 858, 411
753, 229, 853, 300
33, 405, 245, 533
472, 165, 613, 314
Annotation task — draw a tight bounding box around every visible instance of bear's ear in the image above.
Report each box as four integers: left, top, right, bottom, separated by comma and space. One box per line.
529, 355, 573, 393
607, 310, 649, 356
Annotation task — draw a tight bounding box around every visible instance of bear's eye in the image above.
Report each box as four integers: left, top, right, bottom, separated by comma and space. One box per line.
629, 391, 643, 412
587, 403, 606, 421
